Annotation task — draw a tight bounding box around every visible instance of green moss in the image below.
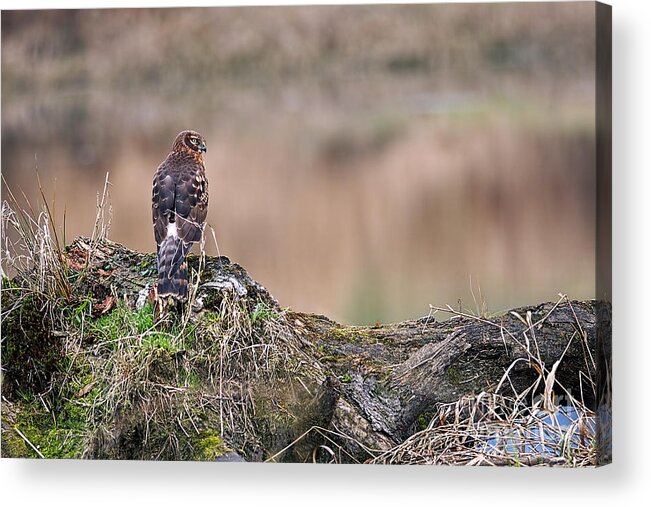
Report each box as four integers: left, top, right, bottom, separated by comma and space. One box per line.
192, 430, 229, 461
1, 428, 32, 458
201, 312, 221, 325
252, 387, 297, 461
2, 255, 319, 462
1, 290, 61, 399
1, 402, 33, 458
447, 364, 462, 386
8, 395, 88, 459
318, 355, 342, 363
329, 325, 373, 344
199, 290, 225, 310
136, 254, 157, 277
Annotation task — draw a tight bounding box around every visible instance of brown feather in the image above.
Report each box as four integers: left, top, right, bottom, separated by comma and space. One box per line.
152, 130, 209, 299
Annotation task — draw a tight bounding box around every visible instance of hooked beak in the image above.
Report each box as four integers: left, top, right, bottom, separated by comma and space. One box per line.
201, 143, 207, 153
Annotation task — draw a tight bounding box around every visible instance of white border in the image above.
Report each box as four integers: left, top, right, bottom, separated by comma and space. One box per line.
2, 0, 649, 505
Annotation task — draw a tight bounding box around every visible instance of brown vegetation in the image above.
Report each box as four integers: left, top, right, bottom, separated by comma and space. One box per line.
1, 186, 600, 465
2, 3, 598, 325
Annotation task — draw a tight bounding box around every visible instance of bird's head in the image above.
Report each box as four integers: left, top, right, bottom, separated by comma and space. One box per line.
173, 130, 207, 156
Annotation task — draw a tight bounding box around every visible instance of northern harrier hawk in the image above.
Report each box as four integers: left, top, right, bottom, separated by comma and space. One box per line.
152, 130, 208, 300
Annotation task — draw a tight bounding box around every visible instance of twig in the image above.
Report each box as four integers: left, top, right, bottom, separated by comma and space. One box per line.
14, 427, 45, 459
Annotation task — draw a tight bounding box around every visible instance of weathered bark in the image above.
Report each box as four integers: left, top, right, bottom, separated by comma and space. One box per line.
290, 299, 597, 456
3, 237, 600, 462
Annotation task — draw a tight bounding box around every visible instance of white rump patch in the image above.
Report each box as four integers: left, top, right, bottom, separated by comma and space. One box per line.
136, 284, 150, 310
167, 222, 178, 238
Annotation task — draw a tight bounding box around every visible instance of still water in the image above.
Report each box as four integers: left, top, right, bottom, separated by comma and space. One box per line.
2, 5, 597, 324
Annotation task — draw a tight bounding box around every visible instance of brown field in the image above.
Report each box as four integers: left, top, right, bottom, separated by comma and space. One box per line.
1, 3, 597, 324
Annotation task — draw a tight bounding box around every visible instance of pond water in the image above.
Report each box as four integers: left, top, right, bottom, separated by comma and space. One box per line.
2, 5, 597, 324
481, 405, 596, 459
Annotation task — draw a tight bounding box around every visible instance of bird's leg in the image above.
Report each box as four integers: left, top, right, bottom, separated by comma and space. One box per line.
153, 284, 180, 327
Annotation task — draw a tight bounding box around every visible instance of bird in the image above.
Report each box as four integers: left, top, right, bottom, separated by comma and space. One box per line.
152, 130, 208, 301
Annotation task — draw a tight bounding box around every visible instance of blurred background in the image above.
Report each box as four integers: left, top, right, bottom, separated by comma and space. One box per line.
1, 3, 596, 325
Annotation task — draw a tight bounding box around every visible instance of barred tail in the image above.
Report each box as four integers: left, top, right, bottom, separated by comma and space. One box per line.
157, 233, 191, 300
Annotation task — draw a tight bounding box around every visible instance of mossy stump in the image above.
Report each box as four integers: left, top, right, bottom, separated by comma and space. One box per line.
1, 237, 601, 463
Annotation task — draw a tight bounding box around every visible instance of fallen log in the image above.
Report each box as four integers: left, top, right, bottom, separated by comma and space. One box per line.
1, 237, 602, 464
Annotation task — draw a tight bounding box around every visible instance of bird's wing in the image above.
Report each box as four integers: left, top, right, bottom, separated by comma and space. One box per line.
174, 163, 209, 245
152, 160, 177, 247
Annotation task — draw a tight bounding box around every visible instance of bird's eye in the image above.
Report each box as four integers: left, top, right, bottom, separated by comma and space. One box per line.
190, 137, 199, 146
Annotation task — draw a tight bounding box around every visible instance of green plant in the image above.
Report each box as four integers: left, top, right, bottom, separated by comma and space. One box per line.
251, 302, 274, 323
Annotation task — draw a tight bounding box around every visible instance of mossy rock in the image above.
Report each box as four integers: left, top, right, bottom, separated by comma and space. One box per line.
1, 289, 62, 400
192, 430, 230, 461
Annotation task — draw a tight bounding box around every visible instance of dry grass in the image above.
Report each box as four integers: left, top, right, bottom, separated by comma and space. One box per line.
1, 171, 113, 299
371, 298, 596, 466
1, 176, 595, 464
255, 296, 597, 466
1, 176, 324, 459
1, 174, 71, 302
2, 3, 598, 326
71, 293, 310, 459
371, 391, 595, 466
